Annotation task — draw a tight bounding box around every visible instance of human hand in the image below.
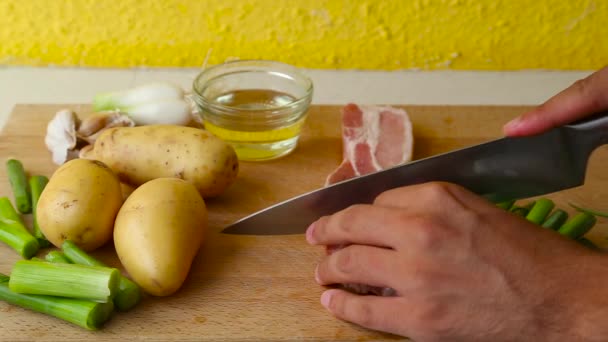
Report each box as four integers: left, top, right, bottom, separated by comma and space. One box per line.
503, 66, 608, 136
306, 182, 608, 341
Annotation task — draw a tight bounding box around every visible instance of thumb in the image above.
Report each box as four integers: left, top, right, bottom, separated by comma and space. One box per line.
504, 66, 608, 137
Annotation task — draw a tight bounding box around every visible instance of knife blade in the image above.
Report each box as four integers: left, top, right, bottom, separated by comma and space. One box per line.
222, 112, 608, 235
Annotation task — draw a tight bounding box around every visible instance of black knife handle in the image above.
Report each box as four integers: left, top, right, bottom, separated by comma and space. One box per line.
565, 111, 608, 153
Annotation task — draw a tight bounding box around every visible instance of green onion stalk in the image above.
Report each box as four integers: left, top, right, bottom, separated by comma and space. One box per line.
541, 209, 569, 230
558, 212, 597, 240
62, 240, 142, 311
45, 251, 71, 264
569, 202, 608, 218
6, 159, 31, 214
0, 273, 113, 330
525, 198, 555, 225
496, 200, 515, 211
29, 175, 51, 247
0, 197, 39, 258
9, 260, 119, 303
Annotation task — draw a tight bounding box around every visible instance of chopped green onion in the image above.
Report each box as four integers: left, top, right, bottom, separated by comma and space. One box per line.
0, 273, 113, 330
558, 212, 597, 240
496, 200, 515, 211
525, 198, 555, 225
5, 159, 31, 214
577, 238, 600, 250
9, 260, 119, 303
0, 196, 26, 224
510, 206, 530, 217
29, 175, 50, 247
45, 251, 71, 264
541, 209, 569, 230
509, 200, 535, 217
568, 202, 608, 218
62, 240, 141, 311
0, 197, 39, 258
0, 196, 28, 226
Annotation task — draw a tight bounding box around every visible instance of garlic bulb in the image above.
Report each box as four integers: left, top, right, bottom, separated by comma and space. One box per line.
45, 110, 135, 165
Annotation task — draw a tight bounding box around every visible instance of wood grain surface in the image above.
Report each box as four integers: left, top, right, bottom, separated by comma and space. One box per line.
0, 104, 607, 341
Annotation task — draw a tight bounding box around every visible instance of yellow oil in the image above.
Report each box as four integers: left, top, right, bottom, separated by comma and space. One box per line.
202, 89, 308, 161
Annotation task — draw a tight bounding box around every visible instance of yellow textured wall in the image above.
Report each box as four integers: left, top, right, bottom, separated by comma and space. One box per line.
0, 0, 606, 70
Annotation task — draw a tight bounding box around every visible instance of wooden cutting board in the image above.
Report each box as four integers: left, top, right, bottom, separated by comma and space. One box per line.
0, 104, 607, 341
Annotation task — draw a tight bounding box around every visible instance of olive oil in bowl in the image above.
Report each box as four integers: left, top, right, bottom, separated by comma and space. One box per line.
203, 89, 306, 160
192, 60, 313, 161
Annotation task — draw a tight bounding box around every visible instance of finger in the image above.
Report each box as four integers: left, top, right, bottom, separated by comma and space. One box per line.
373, 181, 495, 214
315, 244, 397, 288
306, 204, 406, 248
320, 289, 408, 337
504, 66, 608, 136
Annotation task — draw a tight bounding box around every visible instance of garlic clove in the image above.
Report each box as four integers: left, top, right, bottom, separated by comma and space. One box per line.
78, 144, 95, 160
77, 112, 135, 145
45, 109, 80, 165
77, 112, 115, 137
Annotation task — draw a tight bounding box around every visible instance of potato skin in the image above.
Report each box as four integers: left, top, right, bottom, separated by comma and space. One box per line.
91, 125, 238, 198
113, 178, 207, 296
37, 159, 123, 251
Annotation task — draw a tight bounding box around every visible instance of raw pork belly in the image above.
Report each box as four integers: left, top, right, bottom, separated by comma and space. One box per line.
325, 103, 413, 186
325, 103, 414, 296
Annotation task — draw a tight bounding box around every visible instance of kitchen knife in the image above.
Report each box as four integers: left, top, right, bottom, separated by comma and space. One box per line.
222, 112, 608, 235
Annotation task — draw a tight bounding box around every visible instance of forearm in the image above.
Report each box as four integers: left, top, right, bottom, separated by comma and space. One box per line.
527, 249, 608, 341
565, 252, 608, 341
491, 247, 607, 341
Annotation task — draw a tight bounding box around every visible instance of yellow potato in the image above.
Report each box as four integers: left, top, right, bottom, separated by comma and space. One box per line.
113, 178, 207, 296
120, 182, 136, 200
89, 125, 239, 198
37, 159, 123, 251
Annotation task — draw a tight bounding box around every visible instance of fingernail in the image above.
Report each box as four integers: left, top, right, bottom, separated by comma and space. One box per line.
314, 265, 321, 284
320, 290, 333, 308
306, 221, 317, 244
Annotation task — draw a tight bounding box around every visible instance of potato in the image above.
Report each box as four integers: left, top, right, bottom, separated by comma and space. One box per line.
89, 125, 238, 198
37, 159, 123, 251
120, 182, 136, 200
113, 177, 207, 296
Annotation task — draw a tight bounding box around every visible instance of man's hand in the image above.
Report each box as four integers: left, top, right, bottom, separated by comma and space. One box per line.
306, 66, 608, 340
306, 182, 608, 341
504, 66, 608, 136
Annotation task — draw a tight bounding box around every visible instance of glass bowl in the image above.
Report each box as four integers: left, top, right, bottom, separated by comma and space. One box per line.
192, 60, 313, 161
